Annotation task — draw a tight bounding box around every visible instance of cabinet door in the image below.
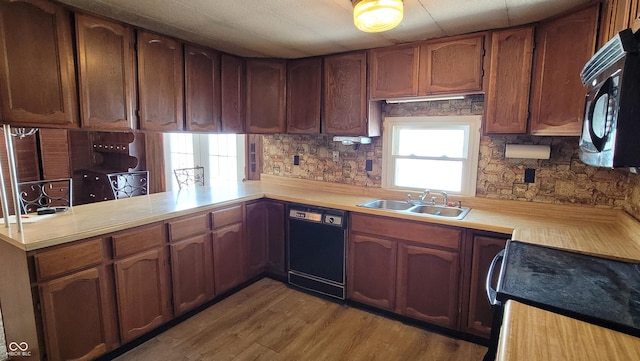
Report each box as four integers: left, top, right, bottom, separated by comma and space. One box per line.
323, 52, 368, 135
419, 35, 484, 95
347, 233, 397, 310
75, 14, 135, 130
39, 129, 71, 179
213, 222, 246, 294
138, 31, 184, 131
396, 243, 460, 328
220, 54, 245, 133
114, 247, 172, 343
40, 266, 118, 361
170, 234, 214, 316
464, 235, 506, 338
185, 44, 221, 132
485, 27, 534, 134
287, 57, 322, 134
529, 5, 599, 136
600, 0, 634, 45
245, 201, 268, 277
369, 44, 419, 99
245, 59, 286, 134
266, 201, 286, 275
0, 0, 77, 128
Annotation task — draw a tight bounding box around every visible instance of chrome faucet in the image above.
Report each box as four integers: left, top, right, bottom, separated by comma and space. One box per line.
418, 189, 431, 202
440, 191, 448, 206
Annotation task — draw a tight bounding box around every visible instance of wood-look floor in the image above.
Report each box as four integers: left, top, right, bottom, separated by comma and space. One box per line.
114, 278, 487, 361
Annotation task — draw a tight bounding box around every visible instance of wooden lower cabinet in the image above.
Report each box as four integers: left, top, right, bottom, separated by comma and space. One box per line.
463, 234, 508, 338
213, 223, 246, 294
347, 233, 397, 310
245, 200, 286, 277
396, 243, 460, 328
39, 266, 118, 361
348, 214, 462, 326
114, 247, 172, 343
170, 234, 214, 316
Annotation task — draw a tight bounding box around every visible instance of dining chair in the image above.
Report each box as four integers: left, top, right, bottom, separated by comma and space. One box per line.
17, 178, 73, 214
173, 166, 205, 190
107, 171, 149, 199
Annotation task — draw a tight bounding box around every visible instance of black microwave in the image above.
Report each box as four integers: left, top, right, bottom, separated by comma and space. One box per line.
579, 28, 640, 168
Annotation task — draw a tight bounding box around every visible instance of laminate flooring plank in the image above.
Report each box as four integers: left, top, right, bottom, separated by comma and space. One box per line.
114, 278, 487, 361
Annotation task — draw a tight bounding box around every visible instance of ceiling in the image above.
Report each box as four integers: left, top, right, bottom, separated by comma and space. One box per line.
58, 0, 591, 58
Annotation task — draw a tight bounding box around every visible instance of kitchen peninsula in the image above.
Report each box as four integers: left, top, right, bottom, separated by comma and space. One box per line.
2, 175, 640, 361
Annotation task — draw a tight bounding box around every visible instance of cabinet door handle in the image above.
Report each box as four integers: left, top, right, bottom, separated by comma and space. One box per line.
486, 249, 505, 306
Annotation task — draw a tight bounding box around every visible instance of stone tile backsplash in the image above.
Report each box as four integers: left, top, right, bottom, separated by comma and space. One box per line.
262, 95, 640, 219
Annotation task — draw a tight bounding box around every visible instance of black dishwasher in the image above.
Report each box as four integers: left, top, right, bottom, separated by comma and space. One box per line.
287, 203, 347, 299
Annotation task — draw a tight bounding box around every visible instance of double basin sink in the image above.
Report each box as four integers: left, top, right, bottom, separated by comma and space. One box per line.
357, 199, 470, 220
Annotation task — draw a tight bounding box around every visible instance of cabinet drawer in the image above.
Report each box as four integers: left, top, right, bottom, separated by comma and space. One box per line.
168, 213, 210, 242
212, 205, 242, 228
112, 223, 166, 258
350, 213, 461, 250
34, 238, 103, 280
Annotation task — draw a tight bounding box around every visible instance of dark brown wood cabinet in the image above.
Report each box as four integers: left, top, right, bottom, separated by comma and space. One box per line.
244, 201, 268, 277
112, 224, 172, 343
369, 44, 419, 99
287, 57, 322, 134
168, 213, 214, 316
323, 51, 381, 136
600, 0, 640, 46
137, 30, 184, 131
75, 14, 136, 131
396, 243, 460, 328
245, 59, 286, 134
34, 238, 118, 361
349, 213, 462, 326
529, 5, 599, 136
484, 27, 534, 134
463, 234, 507, 338
220, 54, 245, 133
185, 44, 221, 132
39, 129, 71, 179
418, 34, 484, 95
347, 233, 397, 310
0, 0, 77, 128
212, 205, 246, 294
266, 201, 286, 275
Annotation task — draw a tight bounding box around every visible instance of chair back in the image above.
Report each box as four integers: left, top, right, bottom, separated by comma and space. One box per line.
18, 178, 73, 214
107, 171, 149, 199
173, 166, 205, 189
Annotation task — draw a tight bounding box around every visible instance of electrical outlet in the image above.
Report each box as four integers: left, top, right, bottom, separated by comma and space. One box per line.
333, 151, 339, 162
293, 155, 299, 165
366, 159, 373, 171
524, 168, 536, 183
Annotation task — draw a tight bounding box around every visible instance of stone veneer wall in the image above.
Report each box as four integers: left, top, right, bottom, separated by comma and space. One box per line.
262, 95, 640, 218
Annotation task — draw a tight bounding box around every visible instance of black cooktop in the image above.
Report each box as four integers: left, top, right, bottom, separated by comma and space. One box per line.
497, 240, 640, 337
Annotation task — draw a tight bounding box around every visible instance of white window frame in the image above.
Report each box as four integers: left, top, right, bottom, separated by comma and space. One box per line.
382, 115, 482, 197
163, 133, 246, 191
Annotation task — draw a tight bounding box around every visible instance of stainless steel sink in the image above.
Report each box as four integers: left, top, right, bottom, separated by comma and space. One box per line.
357, 199, 414, 211
407, 204, 471, 220
357, 199, 471, 220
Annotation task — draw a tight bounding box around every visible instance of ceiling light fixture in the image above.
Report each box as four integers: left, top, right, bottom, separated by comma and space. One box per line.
352, 0, 403, 33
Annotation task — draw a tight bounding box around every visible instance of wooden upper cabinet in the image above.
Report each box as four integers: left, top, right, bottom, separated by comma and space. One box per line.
599, 0, 639, 46
484, 27, 534, 134
138, 30, 184, 131
419, 34, 484, 95
220, 54, 245, 133
324, 51, 381, 136
185, 44, 221, 132
245, 59, 286, 134
369, 44, 419, 99
76, 14, 136, 131
0, 0, 77, 128
287, 57, 322, 134
529, 5, 599, 136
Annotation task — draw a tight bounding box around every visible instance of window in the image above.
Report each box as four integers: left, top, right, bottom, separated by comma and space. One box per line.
164, 133, 246, 191
382, 116, 481, 196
